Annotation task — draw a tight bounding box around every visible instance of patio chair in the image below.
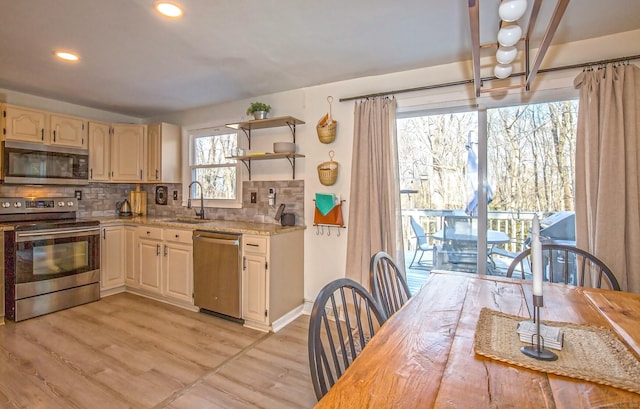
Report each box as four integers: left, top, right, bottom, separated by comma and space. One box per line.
308, 278, 387, 401
369, 251, 411, 317
408, 216, 430, 268
506, 244, 620, 291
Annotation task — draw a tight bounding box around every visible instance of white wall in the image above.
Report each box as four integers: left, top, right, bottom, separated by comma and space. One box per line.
0, 88, 141, 123
160, 29, 640, 305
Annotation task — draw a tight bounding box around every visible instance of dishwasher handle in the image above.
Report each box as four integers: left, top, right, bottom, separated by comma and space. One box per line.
193, 235, 239, 246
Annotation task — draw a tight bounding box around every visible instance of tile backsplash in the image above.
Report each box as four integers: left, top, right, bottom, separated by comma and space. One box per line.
0, 180, 305, 225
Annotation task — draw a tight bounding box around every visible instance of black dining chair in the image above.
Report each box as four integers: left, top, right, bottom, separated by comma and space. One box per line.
408, 216, 430, 268
506, 244, 620, 291
370, 251, 411, 317
308, 278, 387, 401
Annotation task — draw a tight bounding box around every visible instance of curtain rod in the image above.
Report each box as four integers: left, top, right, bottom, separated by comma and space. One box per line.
339, 54, 640, 102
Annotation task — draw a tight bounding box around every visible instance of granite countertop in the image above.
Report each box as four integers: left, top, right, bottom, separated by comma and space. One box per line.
94, 216, 306, 236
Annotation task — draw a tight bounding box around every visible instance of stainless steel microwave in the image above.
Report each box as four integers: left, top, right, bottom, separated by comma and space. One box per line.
1, 140, 89, 185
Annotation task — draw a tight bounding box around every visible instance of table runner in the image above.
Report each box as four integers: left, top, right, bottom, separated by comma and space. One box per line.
474, 308, 640, 395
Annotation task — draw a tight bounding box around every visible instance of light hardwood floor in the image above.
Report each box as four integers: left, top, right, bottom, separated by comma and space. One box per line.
0, 293, 317, 408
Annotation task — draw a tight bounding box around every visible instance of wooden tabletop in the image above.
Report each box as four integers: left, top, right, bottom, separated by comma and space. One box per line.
314, 270, 640, 408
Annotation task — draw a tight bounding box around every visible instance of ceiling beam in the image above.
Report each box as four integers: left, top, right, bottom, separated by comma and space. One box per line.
526, 0, 570, 90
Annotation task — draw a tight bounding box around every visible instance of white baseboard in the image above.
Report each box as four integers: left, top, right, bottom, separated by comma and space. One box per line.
271, 304, 304, 332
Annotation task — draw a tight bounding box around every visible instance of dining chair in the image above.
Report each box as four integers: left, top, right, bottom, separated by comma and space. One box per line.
370, 251, 411, 317
308, 278, 387, 401
409, 216, 431, 268
506, 244, 620, 291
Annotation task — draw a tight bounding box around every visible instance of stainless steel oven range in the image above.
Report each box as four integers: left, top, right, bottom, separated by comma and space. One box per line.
2, 197, 100, 321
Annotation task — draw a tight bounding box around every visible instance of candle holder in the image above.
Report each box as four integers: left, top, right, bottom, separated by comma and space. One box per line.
521, 295, 558, 361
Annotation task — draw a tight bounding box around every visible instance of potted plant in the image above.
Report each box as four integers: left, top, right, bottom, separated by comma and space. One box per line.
246, 102, 271, 120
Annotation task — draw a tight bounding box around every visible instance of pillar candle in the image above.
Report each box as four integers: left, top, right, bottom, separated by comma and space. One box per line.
531, 214, 543, 296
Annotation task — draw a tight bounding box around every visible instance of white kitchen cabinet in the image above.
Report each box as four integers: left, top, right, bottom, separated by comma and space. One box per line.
88, 121, 111, 181
242, 230, 304, 331
100, 225, 126, 292
147, 122, 181, 183
110, 123, 145, 182
50, 113, 87, 148
3, 104, 48, 143
135, 226, 193, 305
162, 228, 193, 303
138, 226, 163, 293
124, 226, 138, 287
243, 252, 268, 324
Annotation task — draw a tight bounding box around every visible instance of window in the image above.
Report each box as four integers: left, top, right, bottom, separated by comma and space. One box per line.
188, 127, 240, 207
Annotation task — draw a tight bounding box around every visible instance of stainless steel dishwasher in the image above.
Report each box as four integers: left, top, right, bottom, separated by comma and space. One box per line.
193, 230, 242, 321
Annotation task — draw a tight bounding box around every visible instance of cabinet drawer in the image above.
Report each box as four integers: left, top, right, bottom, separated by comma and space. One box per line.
164, 228, 192, 244
138, 226, 163, 240
243, 235, 268, 254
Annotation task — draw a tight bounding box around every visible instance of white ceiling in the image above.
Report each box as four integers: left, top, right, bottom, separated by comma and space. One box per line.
1, 0, 639, 118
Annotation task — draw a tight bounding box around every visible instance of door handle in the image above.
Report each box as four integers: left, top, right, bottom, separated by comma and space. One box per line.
156, 244, 160, 256
164, 245, 168, 256
53, 130, 56, 142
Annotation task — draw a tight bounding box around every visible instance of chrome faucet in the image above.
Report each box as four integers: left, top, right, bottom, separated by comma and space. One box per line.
187, 181, 205, 219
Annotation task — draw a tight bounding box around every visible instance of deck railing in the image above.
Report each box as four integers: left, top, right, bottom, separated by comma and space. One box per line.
402, 209, 538, 254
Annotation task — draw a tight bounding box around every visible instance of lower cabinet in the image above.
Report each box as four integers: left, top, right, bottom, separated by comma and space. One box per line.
100, 226, 125, 292
135, 226, 193, 305
162, 228, 193, 303
242, 230, 304, 331
124, 226, 138, 286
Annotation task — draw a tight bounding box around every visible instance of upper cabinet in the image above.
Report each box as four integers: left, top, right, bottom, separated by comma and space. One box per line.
147, 122, 181, 183
3, 105, 87, 148
111, 124, 145, 182
88, 122, 145, 183
3, 104, 48, 143
88, 121, 111, 181
50, 113, 87, 149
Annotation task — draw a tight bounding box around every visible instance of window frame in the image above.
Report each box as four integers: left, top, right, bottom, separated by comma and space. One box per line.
183, 125, 243, 209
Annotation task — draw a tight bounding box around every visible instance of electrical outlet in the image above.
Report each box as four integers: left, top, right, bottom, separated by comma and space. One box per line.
173, 190, 178, 200
250, 191, 257, 203
74, 190, 82, 200
268, 187, 276, 206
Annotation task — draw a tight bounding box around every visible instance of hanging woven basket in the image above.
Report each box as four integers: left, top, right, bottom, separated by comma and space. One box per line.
316, 96, 337, 144
318, 150, 338, 186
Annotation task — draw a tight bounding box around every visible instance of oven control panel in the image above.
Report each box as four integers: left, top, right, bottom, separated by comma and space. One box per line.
0, 197, 77, 213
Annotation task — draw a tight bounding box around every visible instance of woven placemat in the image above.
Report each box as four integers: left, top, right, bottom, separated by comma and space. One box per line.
474, 307, 640, 395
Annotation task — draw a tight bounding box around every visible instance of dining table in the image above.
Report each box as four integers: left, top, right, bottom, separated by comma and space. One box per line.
314, 270, 640, 408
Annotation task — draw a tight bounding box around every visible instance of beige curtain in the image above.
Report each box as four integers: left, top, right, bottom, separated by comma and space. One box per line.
345, 97, 404, 288
574, 63, 640, 293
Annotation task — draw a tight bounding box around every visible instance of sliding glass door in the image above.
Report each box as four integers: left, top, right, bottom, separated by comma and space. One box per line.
397, 99, 578, 286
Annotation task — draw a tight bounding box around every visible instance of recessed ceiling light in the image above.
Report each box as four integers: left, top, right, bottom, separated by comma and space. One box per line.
154, 1, 183, 18
54, 51, 80, 62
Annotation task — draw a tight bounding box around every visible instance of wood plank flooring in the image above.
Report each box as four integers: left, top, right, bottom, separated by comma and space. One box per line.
0, 293, 317, 408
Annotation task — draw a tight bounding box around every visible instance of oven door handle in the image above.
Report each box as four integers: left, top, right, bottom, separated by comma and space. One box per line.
17, 227, 100, 241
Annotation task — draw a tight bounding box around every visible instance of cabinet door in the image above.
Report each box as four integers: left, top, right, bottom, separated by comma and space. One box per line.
147, 123, 161, 181
50, 114, 87, 148
147, 123, 181, 183
100, 226, 125, 291
163, 242, 193, 303
124, 226, 138, 286
111, 124, 144, 182
3, 105, 47, 143
88, 121, 111, 181
243, 253, 267, 324
139, 238, 162, 293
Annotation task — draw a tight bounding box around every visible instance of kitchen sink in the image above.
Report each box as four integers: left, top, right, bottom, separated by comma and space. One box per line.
161, 217, 213, 224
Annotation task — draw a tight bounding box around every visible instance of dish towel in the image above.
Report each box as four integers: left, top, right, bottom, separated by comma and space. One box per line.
315, 193, 336, 216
